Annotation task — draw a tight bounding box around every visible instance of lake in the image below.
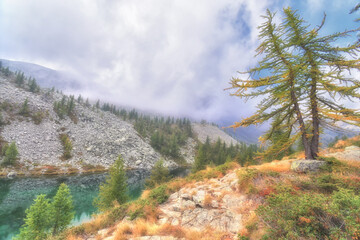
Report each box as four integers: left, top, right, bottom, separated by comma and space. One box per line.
0, 170, 148, 240
0, 167, 190, 240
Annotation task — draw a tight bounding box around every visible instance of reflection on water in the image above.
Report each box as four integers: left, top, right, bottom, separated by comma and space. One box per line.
0, 170, 149, 240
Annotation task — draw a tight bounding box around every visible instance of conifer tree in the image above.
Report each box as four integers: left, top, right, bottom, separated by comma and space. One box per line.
3, 142, 18, 165
19, 98, 30, 117
15, 72, 25, 86
51, 183, 74, 235
145, 159, 170, 188
15, 195, 51, 240
94, 155, 128, 211
228, 8, 360, 159
192, 144, 207, 172
29, 78, 39, 93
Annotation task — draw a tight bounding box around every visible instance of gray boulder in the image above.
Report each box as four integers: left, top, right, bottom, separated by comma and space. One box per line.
7, 171, 17, 178
291, 160, 326, 172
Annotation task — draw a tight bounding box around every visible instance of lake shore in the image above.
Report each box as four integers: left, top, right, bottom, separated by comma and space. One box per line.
0, 164, 108, 178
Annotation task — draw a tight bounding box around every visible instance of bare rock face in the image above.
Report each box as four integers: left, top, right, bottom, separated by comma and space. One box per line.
291, 160, 326, 172
158, 172, 245, 235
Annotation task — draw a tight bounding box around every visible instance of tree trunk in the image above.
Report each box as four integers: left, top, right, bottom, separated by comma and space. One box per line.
310, 81, 320, 159
308, 55, 320, 160
291, 91, 313, 159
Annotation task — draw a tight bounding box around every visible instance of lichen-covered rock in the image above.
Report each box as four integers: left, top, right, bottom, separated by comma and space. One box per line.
158, 171, 245, 235
291, 160, 326, 172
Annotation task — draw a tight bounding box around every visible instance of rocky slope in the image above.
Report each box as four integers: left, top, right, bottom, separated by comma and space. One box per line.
0, 76, 162, 170
192, 123, 239, 146
0, 75, 240, 172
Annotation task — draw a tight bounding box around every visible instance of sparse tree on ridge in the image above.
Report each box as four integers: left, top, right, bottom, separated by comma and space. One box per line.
228, 8, 360, 159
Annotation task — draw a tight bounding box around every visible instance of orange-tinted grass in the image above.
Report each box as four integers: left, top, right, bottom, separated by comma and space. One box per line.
131, 219, 161, 237
81, 213, 108, 235
141, 190, 150, 199
66, 234, 82, 240
250, 159, 291, 172
340, 159, 360, 169
156, 223, 186, 238
114, 222, 133, 240
183, 227, 232, 240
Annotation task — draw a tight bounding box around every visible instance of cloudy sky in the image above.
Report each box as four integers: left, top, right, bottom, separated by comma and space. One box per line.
0, 0, 359, 124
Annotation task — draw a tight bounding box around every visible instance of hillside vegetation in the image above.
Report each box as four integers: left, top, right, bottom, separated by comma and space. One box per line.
52, 136, 360, 240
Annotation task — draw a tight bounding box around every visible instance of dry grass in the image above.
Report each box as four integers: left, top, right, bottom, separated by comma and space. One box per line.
156, 224, 186, 238
66, 234, 82, 240
283, 151, 305, 160
167, 178, 188, 192
183, 227, 232, 240
140, 189, 150, 199
142, 204, 160, 223
331, 135, 360, 150
131, 219, 150, 237
342, 159, 360, 169
250, 159, 292, 173
81, 213, 109, 235
114, 222, 133, 240
203, 194, 213, 208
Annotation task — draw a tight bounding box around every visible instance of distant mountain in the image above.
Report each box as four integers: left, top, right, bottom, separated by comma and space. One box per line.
0, 59, 82, 90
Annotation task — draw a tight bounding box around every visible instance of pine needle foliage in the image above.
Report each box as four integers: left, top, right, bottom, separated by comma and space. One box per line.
94, 155, 128, 211
228, 8, 360, 160
14, 195, 51, 240
51, 183, 74, 235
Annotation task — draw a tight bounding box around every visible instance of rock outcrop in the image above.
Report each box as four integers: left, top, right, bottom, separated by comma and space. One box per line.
158, 172, 244, 234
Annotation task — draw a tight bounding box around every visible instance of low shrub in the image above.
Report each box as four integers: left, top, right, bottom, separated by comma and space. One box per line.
237, 168, 262, 193
149, 185, 169, 204
215, 161, 238, 175
257, 186, 360, 239
107, 205, 128, 223
60, 134, 73, 160
32, 111, 46, 125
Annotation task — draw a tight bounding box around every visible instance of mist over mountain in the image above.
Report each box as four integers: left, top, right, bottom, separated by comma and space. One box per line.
0, 58, 265, 144
0, 59, 82, 90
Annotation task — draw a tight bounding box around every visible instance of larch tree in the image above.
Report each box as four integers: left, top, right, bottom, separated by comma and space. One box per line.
94, 155, 128, 211
51, 183, 74, 235
283, 7, 360, 158
228, 8, 360, 160
15, 195, 51, 240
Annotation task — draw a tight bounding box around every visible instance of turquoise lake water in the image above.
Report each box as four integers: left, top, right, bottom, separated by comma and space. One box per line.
0, 171, 145, 240
0, 168, 189, 240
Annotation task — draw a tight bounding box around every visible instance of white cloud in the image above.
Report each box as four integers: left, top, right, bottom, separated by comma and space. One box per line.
2, 0, 357, 126
1, 0, 277, 122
